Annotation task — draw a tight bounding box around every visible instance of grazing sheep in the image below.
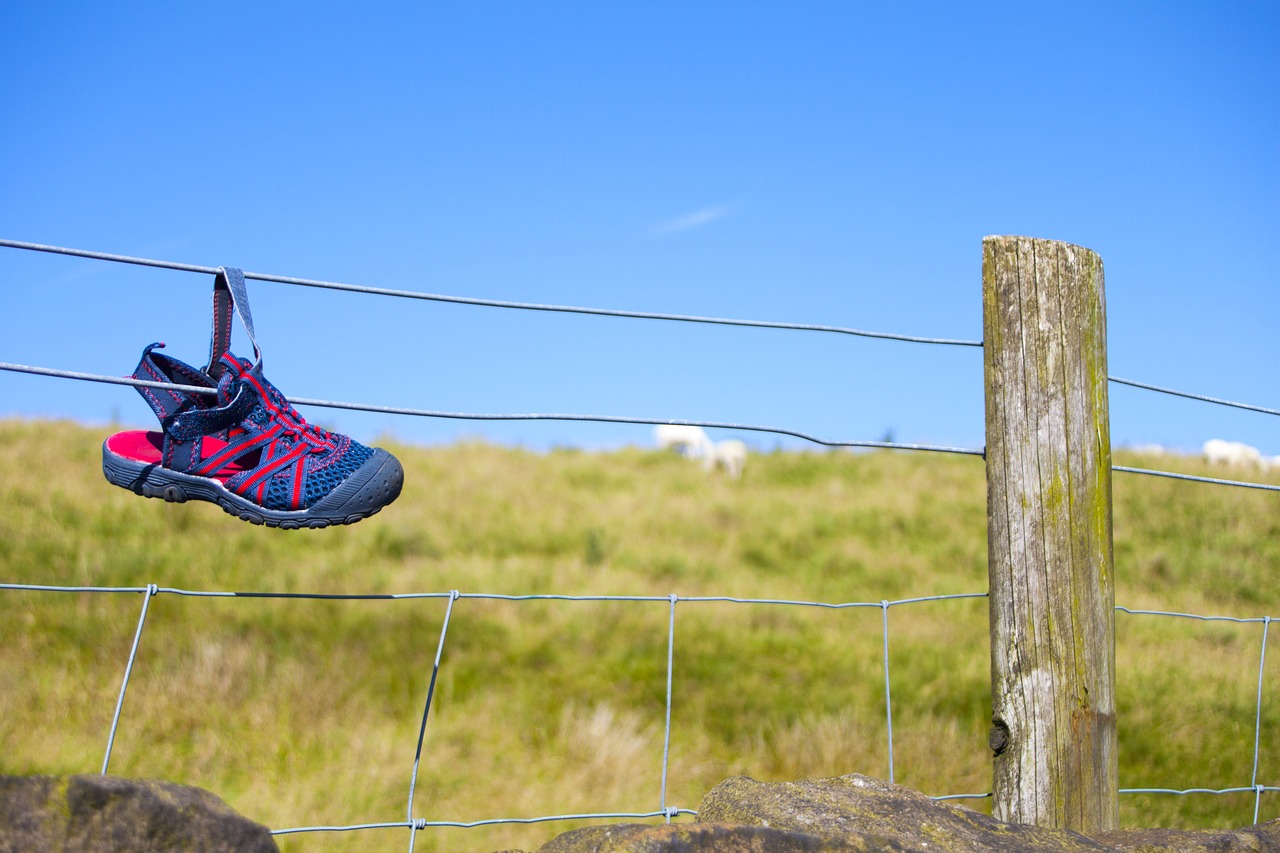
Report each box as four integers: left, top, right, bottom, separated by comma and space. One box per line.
710, 439, 748, 479
654, 424, 713, 460
1129, 444, 1168, 456
1202, 438, 1265, 469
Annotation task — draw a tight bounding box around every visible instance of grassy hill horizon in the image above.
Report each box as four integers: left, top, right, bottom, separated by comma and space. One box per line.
2, 418, 1278, 852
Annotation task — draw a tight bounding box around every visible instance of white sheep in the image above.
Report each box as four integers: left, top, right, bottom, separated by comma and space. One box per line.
653, 424, 713, 460
710, 439, 748, 479
1202, 438, 1265, 469
1128, 444, 1168, 456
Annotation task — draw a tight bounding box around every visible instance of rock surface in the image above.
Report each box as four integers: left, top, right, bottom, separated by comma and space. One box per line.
0, 774, 279, 853
697, 774, 1108, 852
539, 821, 910, 852
1097, 825, 1280, 852
533, 774, 1280, 853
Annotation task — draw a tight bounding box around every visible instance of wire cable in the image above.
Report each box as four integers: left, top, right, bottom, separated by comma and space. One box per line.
0, 238, 981, 347
11, 360, 1280, 491
5, 580, 1273, 834
1110, 376, 1279, 418
9, 238, 1280, 429
1114, 465, 1280, 493
0, 360, 985, 456
8, 238, 1280, 421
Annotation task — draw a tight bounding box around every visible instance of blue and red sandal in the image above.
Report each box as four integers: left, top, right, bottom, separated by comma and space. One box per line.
102, 266, 404, 529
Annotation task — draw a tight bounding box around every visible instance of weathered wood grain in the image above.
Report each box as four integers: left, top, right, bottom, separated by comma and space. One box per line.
983, 235, 1117, 832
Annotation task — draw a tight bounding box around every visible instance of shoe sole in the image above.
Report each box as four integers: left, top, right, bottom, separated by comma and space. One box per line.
102, 443, 404, 529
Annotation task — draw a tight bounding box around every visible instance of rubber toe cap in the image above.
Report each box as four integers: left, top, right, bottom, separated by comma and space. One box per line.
310, 448, 405, 518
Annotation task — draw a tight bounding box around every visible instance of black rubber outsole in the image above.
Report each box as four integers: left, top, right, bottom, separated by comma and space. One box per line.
102, 443, 404, 529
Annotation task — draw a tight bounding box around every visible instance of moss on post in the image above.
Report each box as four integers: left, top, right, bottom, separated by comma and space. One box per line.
982, 235, 1117, 832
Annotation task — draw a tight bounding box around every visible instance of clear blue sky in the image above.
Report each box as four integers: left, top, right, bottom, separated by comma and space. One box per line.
2, 2, 1276, 456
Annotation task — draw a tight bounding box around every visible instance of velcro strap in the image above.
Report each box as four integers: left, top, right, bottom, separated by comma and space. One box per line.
165, 384, 255, 442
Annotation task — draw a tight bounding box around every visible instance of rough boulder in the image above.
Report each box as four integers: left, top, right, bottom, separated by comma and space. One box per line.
0, 774, 278, 853
535, 774, 1280, 853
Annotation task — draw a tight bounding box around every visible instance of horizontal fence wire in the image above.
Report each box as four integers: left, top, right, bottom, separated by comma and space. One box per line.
0, 359, 983, 456
1113, 466, 1280, 493
0, 238, 982, 347
3, 582, 1274, 839
274, 810, 697, 837
2, 238, 1276, 491
0, 583, 986, 836
8, 357, 1279, 492
8, 238, 1280, 420
1110, 376, 1280, 419
2, 238, 1278, 842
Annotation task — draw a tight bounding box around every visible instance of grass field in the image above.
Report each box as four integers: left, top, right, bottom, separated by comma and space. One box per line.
2, 419, 1279, 852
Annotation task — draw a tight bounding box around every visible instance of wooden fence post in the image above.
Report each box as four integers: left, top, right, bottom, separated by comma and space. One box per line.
982, 235, 1117, 831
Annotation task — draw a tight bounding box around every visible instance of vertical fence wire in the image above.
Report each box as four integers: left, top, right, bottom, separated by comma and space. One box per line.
1253, 616, 1272, 824
102, 583, 157, 775
407, 589, 461, 853
661, 594, 678, 822
3, 581, 1277, 838
881, 600, 895, 784
2, 239, 1278, 843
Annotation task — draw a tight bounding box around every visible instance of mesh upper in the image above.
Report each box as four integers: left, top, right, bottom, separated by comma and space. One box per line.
208, 356, 378, 511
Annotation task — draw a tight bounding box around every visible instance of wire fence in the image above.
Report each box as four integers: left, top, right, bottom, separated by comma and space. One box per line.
0, 237, 1275, 486
2, 581, 1276, 844
1, 239, 1278, 847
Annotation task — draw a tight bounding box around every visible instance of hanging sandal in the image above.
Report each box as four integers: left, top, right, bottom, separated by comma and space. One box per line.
102, 266, 404, 529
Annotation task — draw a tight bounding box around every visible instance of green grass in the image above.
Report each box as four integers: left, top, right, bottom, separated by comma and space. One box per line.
1, 420, 1278, 851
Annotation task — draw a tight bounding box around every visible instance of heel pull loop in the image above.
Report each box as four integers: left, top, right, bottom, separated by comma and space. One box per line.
206, 266, 262, 379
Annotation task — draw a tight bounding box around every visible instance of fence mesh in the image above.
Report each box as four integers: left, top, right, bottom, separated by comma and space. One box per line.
3, 581, 1277, 845
1, 239, 1277, 849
